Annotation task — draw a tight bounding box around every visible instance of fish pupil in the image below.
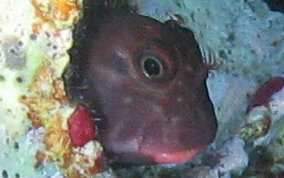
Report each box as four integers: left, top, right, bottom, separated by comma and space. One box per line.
143, 58, 161, 76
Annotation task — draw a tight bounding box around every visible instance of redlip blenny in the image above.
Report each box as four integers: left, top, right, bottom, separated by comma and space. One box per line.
64, 7, 217, 165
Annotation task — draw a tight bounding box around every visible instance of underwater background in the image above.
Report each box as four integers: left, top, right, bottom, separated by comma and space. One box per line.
0, 0, 283, 177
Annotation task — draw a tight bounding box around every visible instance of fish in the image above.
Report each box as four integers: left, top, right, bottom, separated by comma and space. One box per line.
64, 7, 217, 165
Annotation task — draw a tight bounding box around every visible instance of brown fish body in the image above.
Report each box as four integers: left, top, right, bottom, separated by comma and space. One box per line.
64, 8, 217, 165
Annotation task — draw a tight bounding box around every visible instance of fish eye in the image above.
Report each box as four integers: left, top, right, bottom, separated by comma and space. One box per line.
141, 56, 164, 78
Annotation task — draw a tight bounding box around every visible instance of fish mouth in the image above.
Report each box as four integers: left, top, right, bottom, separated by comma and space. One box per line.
136, 120, 215, 164
103, 115, 216, 165
111, 146, 202, 165
98, 94, 217, 165
106, 133, 210, 165
139, 145, 202, 164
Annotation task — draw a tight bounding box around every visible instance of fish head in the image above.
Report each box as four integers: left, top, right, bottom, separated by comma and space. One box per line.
65, 8, 217, 165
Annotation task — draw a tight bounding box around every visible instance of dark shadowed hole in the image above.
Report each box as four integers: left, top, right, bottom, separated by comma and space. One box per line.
2, 170, 8, 178
14, 142, 19, 149
0, 75, 5, 81
16, 77, 23, 83
30, 34, 37, 40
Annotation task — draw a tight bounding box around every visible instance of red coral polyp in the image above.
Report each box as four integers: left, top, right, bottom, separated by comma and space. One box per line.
68, 105, 96, 147
249, 77, 284, 110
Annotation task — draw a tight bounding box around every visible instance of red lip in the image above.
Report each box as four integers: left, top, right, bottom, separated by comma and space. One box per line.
140, 147, 201, 164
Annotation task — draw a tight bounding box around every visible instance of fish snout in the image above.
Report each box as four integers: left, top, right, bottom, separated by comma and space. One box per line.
136, 109, 217, 164
103, 100, 217, 165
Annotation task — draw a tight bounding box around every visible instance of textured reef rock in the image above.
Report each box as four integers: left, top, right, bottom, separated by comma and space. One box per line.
0, 0, 284, 177
0, 0, 105, 177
